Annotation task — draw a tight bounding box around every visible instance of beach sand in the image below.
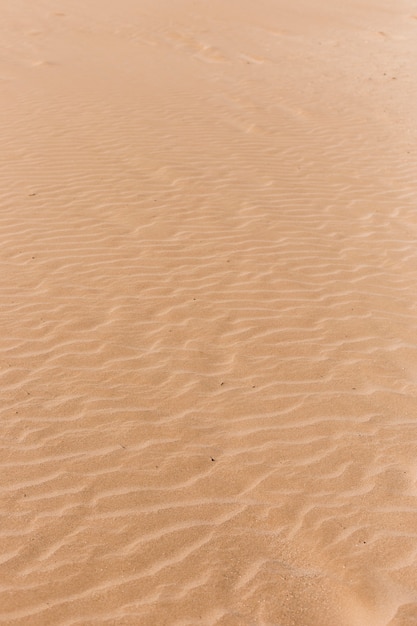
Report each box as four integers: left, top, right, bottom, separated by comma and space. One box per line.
1, 1, 417, 624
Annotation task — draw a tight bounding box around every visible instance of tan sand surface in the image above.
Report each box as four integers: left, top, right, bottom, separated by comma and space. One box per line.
1, 0, 417, 624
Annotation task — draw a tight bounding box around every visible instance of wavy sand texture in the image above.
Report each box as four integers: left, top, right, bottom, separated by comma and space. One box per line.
1, 0, 417, 624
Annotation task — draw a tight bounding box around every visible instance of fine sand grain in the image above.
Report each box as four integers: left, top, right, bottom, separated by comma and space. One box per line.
1, 1, 417, 624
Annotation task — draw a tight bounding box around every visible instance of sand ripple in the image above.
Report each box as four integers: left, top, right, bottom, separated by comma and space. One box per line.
1, 0, 417, 624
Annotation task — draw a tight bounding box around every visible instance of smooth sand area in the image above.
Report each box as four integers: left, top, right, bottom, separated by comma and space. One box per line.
1, 1, 417, 624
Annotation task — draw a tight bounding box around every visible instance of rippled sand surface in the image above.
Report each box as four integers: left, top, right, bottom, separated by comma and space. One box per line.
1, 1, 417, 624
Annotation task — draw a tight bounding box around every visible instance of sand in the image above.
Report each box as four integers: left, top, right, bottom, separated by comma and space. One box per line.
1, 0, 417, 624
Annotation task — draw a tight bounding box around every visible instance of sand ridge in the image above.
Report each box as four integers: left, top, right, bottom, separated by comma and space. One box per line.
1, 0, 417, 624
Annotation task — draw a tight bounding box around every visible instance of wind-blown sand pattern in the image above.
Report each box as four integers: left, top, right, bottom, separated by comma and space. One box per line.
1, 0, 417, 624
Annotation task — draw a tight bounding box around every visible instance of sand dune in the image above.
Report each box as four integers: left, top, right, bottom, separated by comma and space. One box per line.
1, 0, 417, 624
